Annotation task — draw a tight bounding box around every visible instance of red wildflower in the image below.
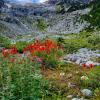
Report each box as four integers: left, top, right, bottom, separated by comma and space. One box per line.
90, 64, 94, 69
82, 63, 87, 70
2, 48, 11, 57
2, 47, 17, 57
23, 39, 63, 63
2, 48, 6, 57
11, 58, 15, 63
11, 48, 17, 54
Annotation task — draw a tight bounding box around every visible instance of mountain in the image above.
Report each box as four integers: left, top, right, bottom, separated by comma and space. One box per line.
0, 0, 92, 38
1, 0, 93, 17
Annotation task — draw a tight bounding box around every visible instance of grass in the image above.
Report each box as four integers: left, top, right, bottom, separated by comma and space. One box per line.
42, 63, 100, 99
58, 31, 100, 54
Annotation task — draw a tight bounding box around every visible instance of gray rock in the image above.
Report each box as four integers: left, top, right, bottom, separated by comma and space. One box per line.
72, 97, 87, 100
76, 58, 82, 64
62, 48, 100, 66
70, 55, 78, 62
72, 98, 80, 100
79, 98, 87, 100
96, 54, 100, 57
68, 82, 77, 88
66, 95, 73, 99
81, 89, 93, 97
78, 48, 89, 53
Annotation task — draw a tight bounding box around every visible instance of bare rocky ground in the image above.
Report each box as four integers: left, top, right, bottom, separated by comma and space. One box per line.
62, 48, 100, 66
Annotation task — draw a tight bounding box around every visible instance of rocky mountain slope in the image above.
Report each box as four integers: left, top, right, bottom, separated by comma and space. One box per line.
0, 0, 92, 38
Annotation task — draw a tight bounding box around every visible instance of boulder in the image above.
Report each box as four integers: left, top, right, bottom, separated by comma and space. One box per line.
76, 58, 82, 64
81, 89, 93, 97
72, 98, 80, 100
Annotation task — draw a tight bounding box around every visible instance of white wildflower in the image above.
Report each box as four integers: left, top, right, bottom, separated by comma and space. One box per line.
81, 76, 89, 80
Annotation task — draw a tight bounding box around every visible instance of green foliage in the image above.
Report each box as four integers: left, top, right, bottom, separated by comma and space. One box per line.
0, 35, 11, 48
0, 55, 66, 99
83, 0, 100, 28
44, 50, 59, 68
88, 66, 100, 88
63, 31, 100, 53
79, 31, 92, 38
16, 41, 29, 53
93, 88, 100, 99
57, 49, 63, 57
45, 58, 59, 69
0, 56, 49, 100
64, 37, 89, 53
81, 66, 100, 89
87, 35, 100, 46
57, 37, 65, 46
37, 19, 47, 31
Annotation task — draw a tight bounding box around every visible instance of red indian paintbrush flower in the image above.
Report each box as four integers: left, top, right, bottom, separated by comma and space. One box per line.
11, 48, 17, 55
89, 64, 94, 69
82, 63, 87, 70
23, 39, 63, 64
11, 58, 15, 63
2, 47, 17, 57
2, 48, 6, 57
